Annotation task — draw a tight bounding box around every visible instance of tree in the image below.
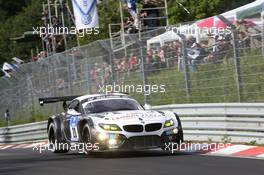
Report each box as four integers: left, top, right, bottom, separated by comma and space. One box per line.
0, 0, 29, 22
168, 0, 255, 24
0, 0, 42, 64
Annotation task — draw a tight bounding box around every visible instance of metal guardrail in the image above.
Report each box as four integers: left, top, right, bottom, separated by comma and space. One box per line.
152, 103, 264, 116
153, 103, 264, 144
1, 103, 264, 144
0, 121, 47, 144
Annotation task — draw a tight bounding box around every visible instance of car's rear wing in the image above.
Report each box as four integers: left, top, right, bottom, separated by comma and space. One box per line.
39, 93, 130, 106
39, 95, 80, 106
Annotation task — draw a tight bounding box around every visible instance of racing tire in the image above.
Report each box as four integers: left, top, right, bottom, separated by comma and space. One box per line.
48, 123, 69, 153
81, 124, 92, 155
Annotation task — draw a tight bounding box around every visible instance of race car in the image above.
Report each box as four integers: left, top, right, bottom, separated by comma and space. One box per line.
39, 93, 183, 153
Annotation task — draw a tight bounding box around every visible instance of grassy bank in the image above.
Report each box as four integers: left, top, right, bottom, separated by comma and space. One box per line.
126, 50, 264, 105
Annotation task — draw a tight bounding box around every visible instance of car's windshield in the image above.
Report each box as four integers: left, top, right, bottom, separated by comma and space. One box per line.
83, 98, 142, 114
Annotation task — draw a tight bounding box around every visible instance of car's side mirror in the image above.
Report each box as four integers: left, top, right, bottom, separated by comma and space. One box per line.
67, 109, 81, 116
144, 104, 152, 110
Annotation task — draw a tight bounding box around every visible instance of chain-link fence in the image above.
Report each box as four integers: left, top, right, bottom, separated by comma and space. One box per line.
1, 18, 264, 120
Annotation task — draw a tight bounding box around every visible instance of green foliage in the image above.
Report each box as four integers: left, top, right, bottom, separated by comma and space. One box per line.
0, 0, 29, 22
167, 0, 255, 24
248, 140, 257, 145
0, 0, 42, 64
221, 135, 232, 143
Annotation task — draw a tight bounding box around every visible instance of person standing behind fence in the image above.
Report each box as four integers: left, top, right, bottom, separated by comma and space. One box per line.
159, 48, 166, 68
90, 63, 101, 89
102, 62, 112, 85
4, 109, 10, 126
129, 54, 138, 71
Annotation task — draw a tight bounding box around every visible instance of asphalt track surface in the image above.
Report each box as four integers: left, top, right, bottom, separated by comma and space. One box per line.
0, 148, 263, 175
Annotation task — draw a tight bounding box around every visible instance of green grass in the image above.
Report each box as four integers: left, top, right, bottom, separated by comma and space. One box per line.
124, 51, 264, 105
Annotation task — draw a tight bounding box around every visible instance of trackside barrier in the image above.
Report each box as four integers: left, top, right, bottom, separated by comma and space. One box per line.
0, 103, 264, 144
153, 103, 264, 144
0, 121, 47, 144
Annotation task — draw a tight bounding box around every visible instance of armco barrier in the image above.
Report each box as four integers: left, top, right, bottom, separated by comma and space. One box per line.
0, 121, 47, 143
153, 103, 264, 144
1, 103, 264, 144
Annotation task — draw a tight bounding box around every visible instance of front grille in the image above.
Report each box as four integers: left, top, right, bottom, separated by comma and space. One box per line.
122, 135, 162, 148
123, 125, 143, 132
145, 123, 162, 132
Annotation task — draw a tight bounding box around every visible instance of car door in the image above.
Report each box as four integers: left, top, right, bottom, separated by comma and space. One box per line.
63, 100, 82, 142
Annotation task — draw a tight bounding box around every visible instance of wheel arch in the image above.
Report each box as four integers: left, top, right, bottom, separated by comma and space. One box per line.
47, 114, 64, 142
78, 117, 94, 141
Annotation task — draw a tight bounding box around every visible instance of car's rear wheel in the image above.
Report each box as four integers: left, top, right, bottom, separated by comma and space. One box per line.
82, 124, 92, 155
48, 123, 69, 153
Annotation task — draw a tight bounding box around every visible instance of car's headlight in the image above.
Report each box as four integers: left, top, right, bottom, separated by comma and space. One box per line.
99, 124, 122, 131
164, 119, 174, 128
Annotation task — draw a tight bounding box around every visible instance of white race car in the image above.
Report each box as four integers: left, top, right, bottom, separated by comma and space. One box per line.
39, 93, 184, 153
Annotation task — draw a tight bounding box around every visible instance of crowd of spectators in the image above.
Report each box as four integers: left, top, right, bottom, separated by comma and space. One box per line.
32, 0, 67, 62
90, 62, 112, 88
113, 19, 263, 80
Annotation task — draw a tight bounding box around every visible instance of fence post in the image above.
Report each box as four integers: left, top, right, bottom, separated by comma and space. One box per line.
27, 76, 35, 116
261, 11, 264, 57
177, 33, 191, 101
52, 58, 58, 113
217, 15, 243, 102
84, 58, 91, 94
232, 30, 243, 102
140, 46, 149, 105
109, 52, 115, 85
68, 50, 75, 95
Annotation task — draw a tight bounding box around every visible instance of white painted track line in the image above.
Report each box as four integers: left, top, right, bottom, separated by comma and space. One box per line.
210, 145, 256, 155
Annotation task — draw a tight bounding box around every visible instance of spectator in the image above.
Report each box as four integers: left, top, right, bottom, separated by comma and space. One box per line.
159, 48, 166, 68
146, 49, 154, 64
4, 109, 10, 126
124, 17, 136, 34
90, 63, 101, 87
125, 0, 139, 28
141, 0, 160, 28
129, 54, 138, 70
121, 57, 129, 72
102, 62, 112, 84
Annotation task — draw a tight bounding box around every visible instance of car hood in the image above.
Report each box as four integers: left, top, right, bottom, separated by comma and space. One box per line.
89, 110, 172, 125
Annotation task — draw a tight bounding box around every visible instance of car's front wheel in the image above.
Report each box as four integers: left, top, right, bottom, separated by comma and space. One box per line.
81, 124, 92, 155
